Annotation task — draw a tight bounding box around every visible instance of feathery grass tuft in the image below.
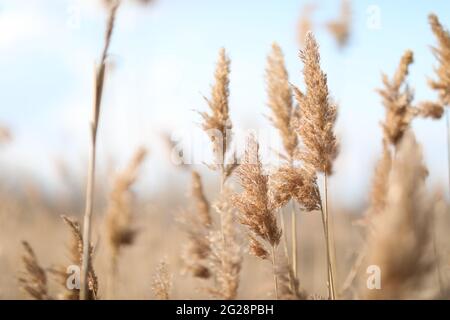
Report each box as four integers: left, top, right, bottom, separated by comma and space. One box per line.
293, 31, 339, 299
364, 132, 437, 299
232, 135, 281, 298
179, 171, 212, 279
207, 188, 242, 300
294, 32, 339, 175
377, 50, 444, 147
266, 43, 298, 160
152, 260, 172, 300
104, 147, 146, 297
326, 0, 352, 48
0, 126, 11, 144
18, 241, 52, 300
297, 4, 315, 48
59, 215, 98, 300
428, 14, 450, 107
191, 171, 212, 226
270, 166, 321, 212
366, 142, 392, 217
200, 48, 236, 181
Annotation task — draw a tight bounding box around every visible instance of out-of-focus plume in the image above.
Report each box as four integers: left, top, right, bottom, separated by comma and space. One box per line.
0, 126, 12, 144
297, 4, 316, 48
362, 132, 438, 299
199, 48, 237, 181
265, 43, 298, 160
326, 0, 352, 48
18, 241, 52, 300
428, 14, 450, 106
152, 260, 172, 300
105, 147, 147, 264
179, 171, 212, 279
207, 188, 242, 300
377, 50, 443, 147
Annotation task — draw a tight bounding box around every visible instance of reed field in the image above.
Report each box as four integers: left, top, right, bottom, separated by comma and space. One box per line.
1, 0, 450, 300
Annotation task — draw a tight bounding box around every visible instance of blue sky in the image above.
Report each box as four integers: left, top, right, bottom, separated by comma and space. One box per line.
0, 0, 449, 206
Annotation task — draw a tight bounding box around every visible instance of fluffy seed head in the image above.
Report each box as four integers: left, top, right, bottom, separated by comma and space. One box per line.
18, 241, 51, 300
105, 147, 147, 262
248, 234, 269, 260
363, 132, 436, 299
326, 0, 352, 48
207, 189, 242, 300
269, 166, 321, 212
417, 101, 444, 119
191, 171, 212, 226
377, 50, 416, 145
60, 215, 98, 300
0, 126, 11, 144
179, 172, 212, 279
232, 135, 281, 247
152, 260, 172, 300
366, 141, 392, 216
294, 32, 339, 175
200, 48, 232, 168
297, 4, 315, 47
266, 43, 298, 159
428, 14, 450, 106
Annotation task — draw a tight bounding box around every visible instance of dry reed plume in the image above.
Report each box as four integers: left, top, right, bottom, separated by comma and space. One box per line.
275, 250, 308, 300
232, 135, 282, 298
0, 126, 11, 144
266, 42, 298, 161
428, 14, 450, 107
326, 0, 351, 49
366, 141, 392, 217
269, 164, 322, 292
377, 50, 415, 146
428, 13, 450, 200
18, 241, 52, 300
152, 260, 172, 300
193, 48, 244, 299
180, 172, 242, 299
297, 4, 315, 48
265, 42, 301, 283
294, 32, 339, 175
200, 48, 237, 183
104, 147, 147, 297
4, 1, 450, 303
58, 215, 98, 300
270, 166, 321, 213
377, 50, 443, 146
207, 189, 242, 300
179, 171, 213, 279
293, 31, 339, 299
233, 136, 281, 248
191, 171, 212, 226
363, 132, 437, 299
